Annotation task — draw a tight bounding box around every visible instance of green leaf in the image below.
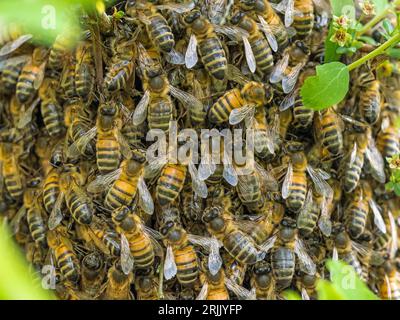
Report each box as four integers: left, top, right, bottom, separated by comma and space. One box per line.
316, 280, 346, 300
330, 0, 356, 18
358, 36, 378, 45
372, 0, 389, 15
394, 184, 400, 196
283, 290, 302, 300
387, 48, 400, 58
386, 181, 395, 191
383, 19, 394, 35
301, 62, 350, 110
324, 25, 341, 62
326, 260, 379, 300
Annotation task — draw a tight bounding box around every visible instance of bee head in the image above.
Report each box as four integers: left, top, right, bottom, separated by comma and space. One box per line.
183, 9, 201, 24
295, 40, 311, 55
335, 231, 349, 248
302, 273, 317, 287
203, 206, 225, 231
161, 221, 182, 242
137, 276, 153, 290
230, 11, 245, 25
100, 103, 117, 116
27, 177, 42, 188
112, 206, 135, 230
254, 261, 271, 275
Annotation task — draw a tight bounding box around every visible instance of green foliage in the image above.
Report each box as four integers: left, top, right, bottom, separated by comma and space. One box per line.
300, 62, 350, 110
385, 155, 400, 196
0, 0, 114, 46
0, 224, 55, 300
372, 0, 390, 14
285, 260, 379, 300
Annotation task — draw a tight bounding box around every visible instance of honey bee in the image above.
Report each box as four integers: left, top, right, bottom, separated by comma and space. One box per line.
238, 0, 288, 51
67, 102, 131, 173
60, 56, 77, 99
377, 120, 400, 160
202, 205, 264, 265
183, 9, 228, 80
0, 22, 29, 48
81, 252, 107, 299
47, 32, 75, 71
38, 77, 65, 137
47, 227, 80, 285
101, 261, 134, 300
251, 261, 277, 300
0, 142, 24, 201
259, 217, 317, 289
0, 54, 30, 93
344, 181, 386, 240
134, 268, 159, 300
379, 259, 400, 300
48, 164, 94, 230
74, 41, 95, 102
16, 47, 47, 104
295, 270, 320, 300
230, 10, 274, 77
132, 44, 203, 133
112, 206, 163, 274
314, 107, 344, 162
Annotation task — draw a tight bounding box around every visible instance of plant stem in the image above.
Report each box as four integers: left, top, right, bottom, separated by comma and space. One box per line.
357, 0, 400, 36
348, 32, 400, 71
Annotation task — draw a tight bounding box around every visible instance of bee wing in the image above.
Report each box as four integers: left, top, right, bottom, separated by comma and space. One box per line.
282, 162, 293, 199
34, 61, 47, 90
351, 240, 370, 258
222, 152, 238, 186
66, 126, 97, 158
368, 199, 386, 234
156, 1, 195, 13
381, 116, 390, 131
388, 210, 398, 259
214, 25, 248, 41
87, 168, 122, 193
0, 34, 33, 57
385, 275, 392, 300
9, 206, 27, 235
257, 16, 278, 52
185, 34, 198, 69
116, 131, 133, 160
229, 105, 254, 126
306, 165, 333, 199
255, 161, 279, 191
144, 154, 167, 179
0, 54, 30, 72
208, 237, 223, 275
196, 282, 209, 300
294, 239, 316, 275
17, 97, 40, 129
259, 234, 277, 253
120, 233, 134, 275
132, 90, 150, 126
225, 277, 256, 300
299, 189, 313, 216
349, 142, 357, 167
243, 36, 256, 74
48, 192, 65, 230
198, 145, 216, 181
164, 245, 177, 280
138, 176, 154, 215
279, 89, 297, 111
332, 246, 339, 261
365, 140, 386, 183
188, 163, 208, 198
301, 288, 310, 300
270, 53, 289, 84
165, 49, 185, 65
270, 0, 286, 13
318, 196, 332, 237
169, 85, 204, 112
282, 62, 304, 94
285, 0, 295, 27
227, 64, 250, 85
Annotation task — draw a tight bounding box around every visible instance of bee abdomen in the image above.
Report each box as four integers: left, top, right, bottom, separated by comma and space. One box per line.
56, 248, 80, 283
43, 174, 59, 214
16, 71, 35, 103
130, 234, 154, 268
156, 165, 186, 206
66, 193, 93, 225
4, 173, 23, 200
1, 62, 25, 91
342, 155, 363, 193
175, 246, 199, 286
224, 231, 259, 265
96, 138, 120, 173
297, 207, 319, 236
271, 247, 295, 288
105, 179, 138, 210
287, 181, 306, 212
27, 208, 47, 248
209, 89, 243, 124
346, 203, 368, 239
250, 36, 273, 74
41, 102, 64, 137
293, 99, 314, 129
147, 99, 174, 132
293, 12, 314, 39
149, 15, 174, 53
198, 36, 227, 80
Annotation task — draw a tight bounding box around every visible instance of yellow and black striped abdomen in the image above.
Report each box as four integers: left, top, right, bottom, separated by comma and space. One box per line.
293, 4, 314, 39
147, 97, 174, 133
297, 203, 319, 236
198, 35, 227, 80
104, 52, 134, 92
75, 62, 94, 102
237, 173, 262, 210
209, 88, 243, 124
27, 208, 47, 248
265, 13, 289, 49
223, 231, 259, 265
94, 230, 120, 256
359, 81, 381, 125
320, 120, 343, 157
43, 170, 60, 214
249, 33, 273, 75
55, 245, 80, 283
293, 98, 314, 130
3, 164, 23, 200
174, 244, 199, 286
41, 102, 64, 137
271, 246, 295, 288
122, 122, 145, 147
286, 170, 307, 212
377, 126, 400, 159
148, 14, 174, 53
96, 134, 120, 174
380, 272, 400, 300
345, 200, 368, 239
342, 152, 364, 193
16, 67, 38, 104
65, 190, 93, 225
128, 232, 154, 268
1, 60, 25, 92
105, 175, 139, 210
156, 164, 187, 206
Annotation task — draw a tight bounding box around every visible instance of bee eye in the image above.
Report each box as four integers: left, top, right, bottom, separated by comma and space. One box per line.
160, 226, 169, 236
